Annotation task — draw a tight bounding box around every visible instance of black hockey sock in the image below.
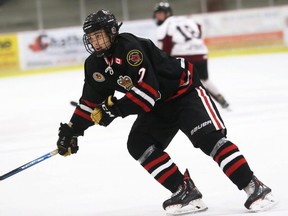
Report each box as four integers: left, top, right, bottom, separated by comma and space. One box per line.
138, 146, 183, 193
210, 138, 253, 190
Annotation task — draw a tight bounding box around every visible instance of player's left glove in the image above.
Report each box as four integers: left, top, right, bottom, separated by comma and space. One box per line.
91, 96, 121, 127
57, 123, 79, 156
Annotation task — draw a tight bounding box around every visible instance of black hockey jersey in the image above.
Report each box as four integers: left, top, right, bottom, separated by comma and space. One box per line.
70, 33, 201, 133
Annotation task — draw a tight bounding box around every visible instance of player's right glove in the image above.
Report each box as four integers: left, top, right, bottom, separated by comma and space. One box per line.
57, 123, 79, 156
91, 96, 121, 127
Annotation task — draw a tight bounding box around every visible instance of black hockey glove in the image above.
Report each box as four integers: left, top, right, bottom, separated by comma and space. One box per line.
57, 123, 79, 156
91, 96, 121, 127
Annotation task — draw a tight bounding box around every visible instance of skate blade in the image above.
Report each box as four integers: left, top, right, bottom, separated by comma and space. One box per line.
165, 199, 208, 216
248, 192, 278, 212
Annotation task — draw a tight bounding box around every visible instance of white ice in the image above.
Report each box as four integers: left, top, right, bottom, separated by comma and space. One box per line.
1, 52, 288, 216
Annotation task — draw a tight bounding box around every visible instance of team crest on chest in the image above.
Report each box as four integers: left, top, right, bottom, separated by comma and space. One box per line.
126, 49, 143, 66
117, 75, 134, 91
93, 72, 105, 82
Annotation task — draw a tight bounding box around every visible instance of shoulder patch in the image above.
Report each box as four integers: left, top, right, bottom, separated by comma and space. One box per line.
126, 49, 143, 66
93, 72, 105, 82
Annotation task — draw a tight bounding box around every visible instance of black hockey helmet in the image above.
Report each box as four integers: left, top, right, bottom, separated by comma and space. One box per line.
153, 2, 173, 25
83, 9, 122, 56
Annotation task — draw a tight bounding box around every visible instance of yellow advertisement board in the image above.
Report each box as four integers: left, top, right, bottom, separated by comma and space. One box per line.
0, 34, 19, 73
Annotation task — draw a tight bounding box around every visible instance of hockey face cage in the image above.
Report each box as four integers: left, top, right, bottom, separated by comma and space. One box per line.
84, 30, 112, 56
83, 10, 122, 56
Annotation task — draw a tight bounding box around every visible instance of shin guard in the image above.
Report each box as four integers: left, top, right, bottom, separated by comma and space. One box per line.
138, 145, 183, 193
210, 138, 253, 189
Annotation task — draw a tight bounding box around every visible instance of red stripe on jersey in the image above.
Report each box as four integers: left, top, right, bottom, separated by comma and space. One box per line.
157, 165, 178, 183
198, 87, 223, 129
138, 82, 159, 99
144, 153, 169, 171
214, 144, 238, 163
225, 158, 247, 177
179, 71, 186, 86
126, 92, 151, 112
188, 62, 193, 76
168, 86, 189, 101
82, 99, 97, 108
166, 65, 193, 101
74, 109, 92, 121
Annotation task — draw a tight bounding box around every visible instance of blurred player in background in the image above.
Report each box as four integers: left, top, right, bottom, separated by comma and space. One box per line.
56, 9, 276, 216
154, 2, 230, 109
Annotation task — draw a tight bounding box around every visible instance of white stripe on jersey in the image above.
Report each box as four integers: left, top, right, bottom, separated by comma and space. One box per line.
151, 159, 173, 177
131, 86, 155, 106
196, 86, 225, 130
177, 57, 186, 69
79, 104, 93, 114
180, 70, 190, 87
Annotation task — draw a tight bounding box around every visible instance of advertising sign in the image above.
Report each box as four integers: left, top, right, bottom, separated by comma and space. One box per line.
0, 34, 19, 72
191, 6, 288, 51
18, 27, 88, 70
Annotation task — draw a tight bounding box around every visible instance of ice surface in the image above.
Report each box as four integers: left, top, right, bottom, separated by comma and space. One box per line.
1, 53, 288, 216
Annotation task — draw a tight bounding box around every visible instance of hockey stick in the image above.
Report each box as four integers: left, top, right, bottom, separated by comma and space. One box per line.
0, 149, 58, 181
70, 101, 78, 107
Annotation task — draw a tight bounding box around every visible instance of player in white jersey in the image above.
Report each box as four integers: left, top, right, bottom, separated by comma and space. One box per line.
154, 2, 230, 109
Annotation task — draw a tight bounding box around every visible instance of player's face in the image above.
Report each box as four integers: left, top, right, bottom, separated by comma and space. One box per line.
154, 11, 167, 23
87, 29, 111, 53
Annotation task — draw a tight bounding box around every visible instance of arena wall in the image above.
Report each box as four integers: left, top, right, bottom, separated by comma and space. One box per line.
1, 6, 287, 77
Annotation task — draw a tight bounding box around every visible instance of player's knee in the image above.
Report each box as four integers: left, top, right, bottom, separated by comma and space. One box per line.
127, 132, 152, 160
127, 133, 139, 160
196, 130, 226, 155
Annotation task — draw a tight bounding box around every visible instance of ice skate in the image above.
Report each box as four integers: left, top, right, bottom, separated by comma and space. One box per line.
244, 175, 277, 212
163, 169, 208, 215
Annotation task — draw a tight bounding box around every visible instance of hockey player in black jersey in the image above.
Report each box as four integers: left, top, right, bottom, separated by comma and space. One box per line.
56, 9, 276, 215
